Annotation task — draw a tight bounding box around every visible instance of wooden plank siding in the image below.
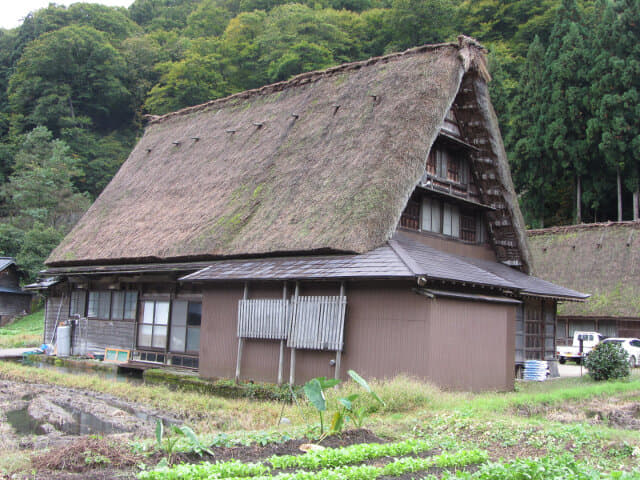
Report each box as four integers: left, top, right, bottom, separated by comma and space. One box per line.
86, 319, 135, 352
44, 295, 69, 344
200, 280, 516, 391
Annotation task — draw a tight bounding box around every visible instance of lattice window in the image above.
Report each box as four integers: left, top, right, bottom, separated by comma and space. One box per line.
460, 214, 476, 242
524, 300, 544, 360
426, 151, 437, 176
400, 200, 420, 230
447, 157, 460, 183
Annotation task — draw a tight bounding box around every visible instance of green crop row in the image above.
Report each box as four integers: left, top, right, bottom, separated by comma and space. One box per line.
268, 437, 437, 469
138, 448, 489, 480
429, 454, 640, 480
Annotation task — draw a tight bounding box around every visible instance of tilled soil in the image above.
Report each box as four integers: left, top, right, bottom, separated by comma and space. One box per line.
27, 429, 387, 480
518, 395, 640, 430
0, 379, 178, 451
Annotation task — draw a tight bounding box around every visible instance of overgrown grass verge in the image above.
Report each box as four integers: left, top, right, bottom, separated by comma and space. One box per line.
0, 361, 284, 432
144, 369, 301, 401
0, 309, 43, 348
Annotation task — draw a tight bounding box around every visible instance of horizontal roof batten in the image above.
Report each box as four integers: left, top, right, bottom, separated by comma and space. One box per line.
415, 185, 494, 210
182, 274, 415, 282
416, 288, 522, 304
520, 292, 590, 302
436, 131, 480, 151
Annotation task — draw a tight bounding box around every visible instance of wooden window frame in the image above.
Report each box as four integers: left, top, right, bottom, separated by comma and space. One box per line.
87, 290, 137, 321
69, 290, 87, 317
400, 199, 421, 230
169, 300, 201, 355
137, 299, 170, 351
460, 213, 477, 242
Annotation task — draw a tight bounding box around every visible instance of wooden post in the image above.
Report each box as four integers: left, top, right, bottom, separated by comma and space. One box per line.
235, 282, 249, 384
289, 282, 299, 385
335, 282, 345, 380
617, 167, 622, 222
576, 174, 582, 224
277, 282, 287, 385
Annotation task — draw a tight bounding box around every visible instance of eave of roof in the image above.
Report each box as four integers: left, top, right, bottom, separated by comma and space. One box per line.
179, 232, 586, 301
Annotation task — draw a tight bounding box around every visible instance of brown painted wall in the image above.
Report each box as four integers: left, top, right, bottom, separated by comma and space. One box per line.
398, 228, 497, 261
200, 280, 515, 391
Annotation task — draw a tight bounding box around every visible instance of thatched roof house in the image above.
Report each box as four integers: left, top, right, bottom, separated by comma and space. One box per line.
40, 37, 584, 391
48, 37, 530, 271
528, 221, 640, 341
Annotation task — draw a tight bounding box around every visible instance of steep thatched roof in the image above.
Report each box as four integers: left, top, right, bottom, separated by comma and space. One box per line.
48, 37, 529, 267
528, 222, 640, 317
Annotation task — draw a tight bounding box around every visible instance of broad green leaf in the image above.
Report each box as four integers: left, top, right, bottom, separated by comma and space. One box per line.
338, 397, 353, 410
304, 378, 326, 411
155, 419, 163, 446
316, 376, 340, 389
330, 411, 344, 433
348, 369, 385, 406
179, 425, 199, 445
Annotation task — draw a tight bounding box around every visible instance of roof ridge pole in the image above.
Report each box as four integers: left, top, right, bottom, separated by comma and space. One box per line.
277, 282, 287, 386
289, 282, 299, 385
235, 282, 249, 384
335, 282, 345, 381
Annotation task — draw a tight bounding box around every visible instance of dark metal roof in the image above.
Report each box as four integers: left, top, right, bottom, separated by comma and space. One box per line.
0, 258, 15, 272
23, 277, 62, 290
460, 255, 590, 301
180, 246, 414, 282
181, 233, 587, 300
0, 286, 31, 295
42, 261, 216, 276
390, 234, 518, 289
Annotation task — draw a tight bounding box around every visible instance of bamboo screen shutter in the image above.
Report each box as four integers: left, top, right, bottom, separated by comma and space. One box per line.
236, 296, 347, 351
287, 296, 347, 351
237, 299, 289, 340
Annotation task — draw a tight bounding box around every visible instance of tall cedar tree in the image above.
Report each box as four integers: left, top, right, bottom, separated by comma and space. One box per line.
588, 0, 640, 220
508, 36, 549, 227
541, 0, 593, 224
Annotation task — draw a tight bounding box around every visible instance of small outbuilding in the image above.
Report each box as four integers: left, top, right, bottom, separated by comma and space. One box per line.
37, 37, 585, 391
0, 258, 32, 325
528, 221, 640, 345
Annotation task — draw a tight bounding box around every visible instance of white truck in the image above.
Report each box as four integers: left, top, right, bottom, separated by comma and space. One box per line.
557, 331, 605, 364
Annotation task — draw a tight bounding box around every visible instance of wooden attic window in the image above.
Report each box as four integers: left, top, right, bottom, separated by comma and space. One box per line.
400, 199, 420, 230
442, 107, 462, 138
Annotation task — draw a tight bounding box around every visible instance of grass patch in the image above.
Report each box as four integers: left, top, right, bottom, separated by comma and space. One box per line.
3, 361, 640, 477
0, 361, 285, 433
143, 369, 300, 401
0, 309, 43, 348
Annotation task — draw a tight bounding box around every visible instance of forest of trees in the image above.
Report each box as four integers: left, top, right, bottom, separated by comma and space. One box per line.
0, 0, 638, 280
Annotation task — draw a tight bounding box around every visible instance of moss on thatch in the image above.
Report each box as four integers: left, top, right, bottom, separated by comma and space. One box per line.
528, 222, 640, 317
47, 37, 526, 267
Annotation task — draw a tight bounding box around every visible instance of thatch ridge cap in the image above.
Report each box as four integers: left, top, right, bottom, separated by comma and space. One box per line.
528, 220, 640, 237
147, 39, 485, 126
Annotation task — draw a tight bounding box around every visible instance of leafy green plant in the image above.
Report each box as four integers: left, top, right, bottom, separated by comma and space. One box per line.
154, 420, 213, 466
83, 450, 111, 466
340, 370, 385, 428
303, 376, 340, 436
303, 370, 384, 437
584, 342, 630, 381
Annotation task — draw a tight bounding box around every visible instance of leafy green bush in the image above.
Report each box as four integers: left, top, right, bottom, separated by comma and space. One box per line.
584, 342, 630, 381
